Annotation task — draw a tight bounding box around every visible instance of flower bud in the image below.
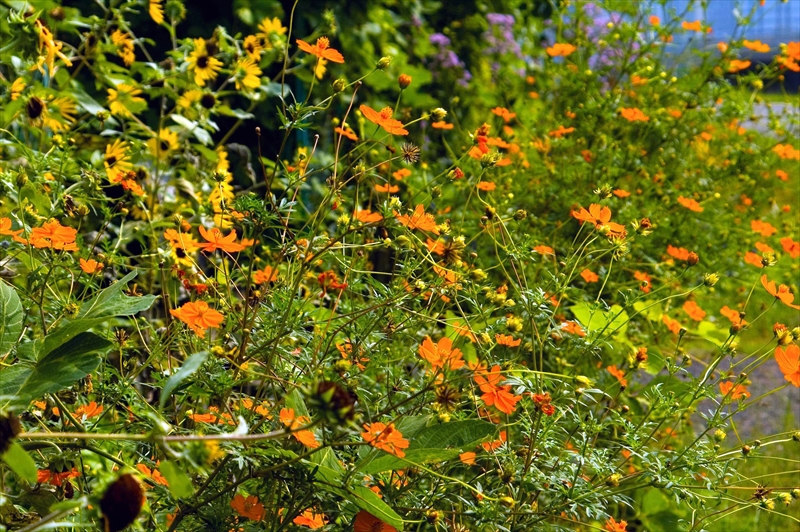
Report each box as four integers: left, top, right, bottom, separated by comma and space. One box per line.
398, 74, 412, 89
430, 107, 447, 121
332, 78, 346, 93
607, 473, 621, 487
703, 273, 719, 287
514, 209, 528, 221
687, 252, 699, 266
377, 56, 392, 69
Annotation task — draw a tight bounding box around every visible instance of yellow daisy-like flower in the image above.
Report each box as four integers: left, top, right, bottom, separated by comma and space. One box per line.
257, 17, 287, 48
111, 30, 135, 66
243, 35, 263, 60
10, 78, 26, 101
187, 38, 223, 87
149, 0, 164, 24
147, 128, 179, 159
177, 89, 202, 109
107, 84, 146, 117
233, 57, 262, 91
104, 139, 133, 182
42, 96, 77, 131
215, 146, 230, 175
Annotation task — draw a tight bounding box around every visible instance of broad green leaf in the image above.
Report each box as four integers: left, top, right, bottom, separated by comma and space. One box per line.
160, 352, 208, 409
2, 442, 38, 483
20, 182, 51, 214
696, 320, 728, 347
77, 270, 156, 321
0, 281, 23, 357
633, 300, 662, 322
349, 485, 404, 530
158, 461, 194, 499
360, 448, 461, 475
3, 332, 110, 405
570, 302, 629, 337
70, 86, 107, 115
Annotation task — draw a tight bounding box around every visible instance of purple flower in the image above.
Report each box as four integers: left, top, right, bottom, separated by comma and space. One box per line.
429, 33, 451, 48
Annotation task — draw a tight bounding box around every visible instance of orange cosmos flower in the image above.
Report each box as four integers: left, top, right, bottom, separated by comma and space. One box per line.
394, 204, 439, 234
744, 251, 764, 268
612, 188, 630, 198
293, 509, 326, 529
354, 510, 397, 532
662, 315, 682, 335
780, 237, 800, 258
683, 300, 706, 321
720, 306, 747, 326
74, 401, 103, 419
619, 107, 650, 122
135, 463, 169, 486
743, 39, 770, 53
28, 219, 78, 251
37, 467, 80, 487
605, 517, 628, 532
392, 168, 411, 180
571, 204, 626, 236
0, 217, 23, 239
728, 59, 751, 73
580, 269, 599, 283
418, 336, 465, 370
677, 196, 703, 212
473, 365, 522, 415
296, 36, 344, 63
375, 183, 399, 193
362, 422, 409, 458
164, 228, 201, 252
491, 107, 517, 122
666, 245, 691, 261
495, 334, 521, 347
634, 270, 651, 293
560, 321, 586, 337
79, 258, 104, 274
170, 301, 224, 338
230, 494, 265, 521
533, 244, 555, 255
649, 15, 660, 26
477, 181, 496, 191
431, 121, 454, 129
607, 366, 628, 388
360, 105, 408, 135
334, 126, 358, 141
459, 451, 476, 465
548, 125, 575, 138
775, 344, 800, 387
719, 381, 750, 400
279, 408, 320, 448
354, 209, 384, 223
682, 20, 703, 31
773, 143, 800, 160
755, 242, 774, 253
198, 226, 249, 253
253, 265, 278, 284
750, 219, 777, 237
546, 43, 577, 57
761, 275, 800, 309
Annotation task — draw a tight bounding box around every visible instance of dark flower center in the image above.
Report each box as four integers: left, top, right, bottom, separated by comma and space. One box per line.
197, 56, 209, 68
106, 156, 117, 166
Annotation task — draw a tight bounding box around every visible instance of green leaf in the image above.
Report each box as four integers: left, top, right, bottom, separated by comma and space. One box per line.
0, 281, 23, 357
570, 302, 629, 337
20, 182, 52, 214
160, 352, 208, 409
2, 332, 110, 405
70, 86, 107, 115
360, 449, 461, 475
349, 485, 404, 530
158, 461, 194, 499
2, 442, 38, 483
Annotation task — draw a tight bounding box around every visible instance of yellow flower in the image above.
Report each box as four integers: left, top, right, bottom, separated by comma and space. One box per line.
10, 78, 25, 101
187, 38, 222, 86
257, 17, 287, 48
107, 84, 146, 117
233, 57, 262, 91
149, 0, 164, 24
147, 128, 179, 159
111, 30, 135, 66
104, 139, 133, 182
243, 35, 263, 60
33, 20, 72, 75
215, 146, 230, 175
43, 96, 77, 131
177, 89, 202, 110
